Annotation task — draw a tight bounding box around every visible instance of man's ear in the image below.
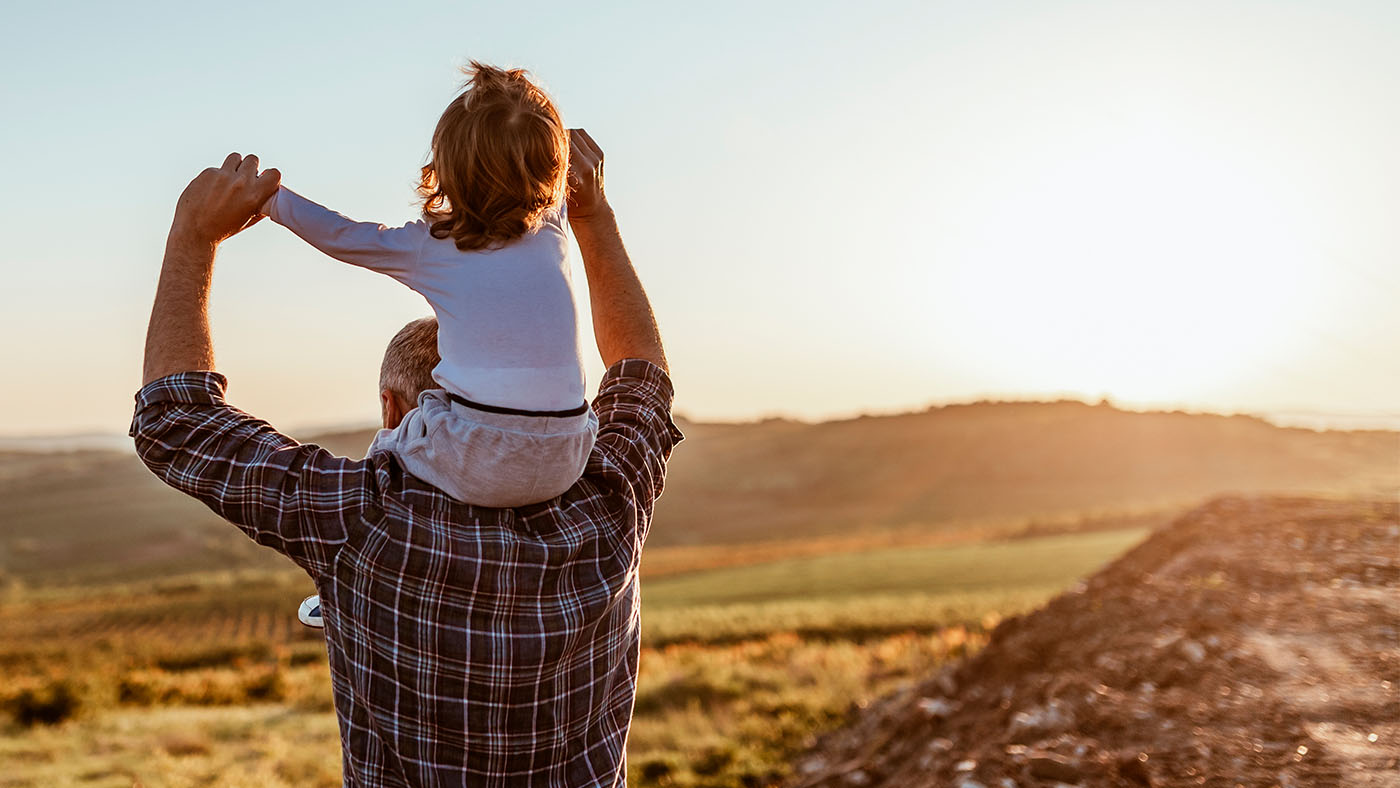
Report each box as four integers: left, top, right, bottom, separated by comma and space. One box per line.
380, 389, 402, 430
381, 389, 417, 430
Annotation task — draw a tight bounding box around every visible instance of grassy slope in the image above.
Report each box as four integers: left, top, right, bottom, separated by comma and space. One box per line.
640, 529, 1146, 645
645, 528, 1145, 607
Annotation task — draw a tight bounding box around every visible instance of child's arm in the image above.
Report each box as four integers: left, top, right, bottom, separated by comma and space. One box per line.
262, 186, 424, 279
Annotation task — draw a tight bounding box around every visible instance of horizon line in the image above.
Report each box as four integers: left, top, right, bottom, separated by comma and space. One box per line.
5, 397, 1400, 451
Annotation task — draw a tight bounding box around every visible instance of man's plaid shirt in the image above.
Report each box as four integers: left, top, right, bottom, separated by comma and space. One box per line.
130, 359, 682, 787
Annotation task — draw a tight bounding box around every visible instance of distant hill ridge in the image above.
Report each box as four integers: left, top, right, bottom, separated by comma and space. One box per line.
651, 398, 1397, 545
0, 400, 1394, 586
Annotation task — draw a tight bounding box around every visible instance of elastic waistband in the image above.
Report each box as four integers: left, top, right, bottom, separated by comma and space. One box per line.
446, 392, 589, 418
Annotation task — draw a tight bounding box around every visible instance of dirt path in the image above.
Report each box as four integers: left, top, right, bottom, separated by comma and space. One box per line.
788, 496, 1399, 788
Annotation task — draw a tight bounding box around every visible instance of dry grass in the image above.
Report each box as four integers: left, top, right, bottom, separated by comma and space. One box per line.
0, 705, 342, 788
628, 628, 984, 786
0, 632, 977, 788
0, 528, 1149, 787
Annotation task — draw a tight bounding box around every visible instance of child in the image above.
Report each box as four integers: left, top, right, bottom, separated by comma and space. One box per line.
263, 63, 595, 623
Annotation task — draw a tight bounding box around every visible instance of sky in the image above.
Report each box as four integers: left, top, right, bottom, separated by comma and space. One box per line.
2, 0, 1398, 437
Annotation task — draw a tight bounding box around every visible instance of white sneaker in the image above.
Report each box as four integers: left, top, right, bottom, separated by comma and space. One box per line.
297, 595, 324, 628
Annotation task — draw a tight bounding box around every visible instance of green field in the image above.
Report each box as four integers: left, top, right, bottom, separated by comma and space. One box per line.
0, 527, 1148, 788
642, 528, 1145, 645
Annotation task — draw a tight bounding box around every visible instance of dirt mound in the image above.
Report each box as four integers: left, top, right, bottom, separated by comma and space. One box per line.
789, 496, 1400, 788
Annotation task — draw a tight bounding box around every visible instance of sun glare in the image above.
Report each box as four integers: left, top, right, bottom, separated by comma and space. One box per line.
932, 124, 1327, 404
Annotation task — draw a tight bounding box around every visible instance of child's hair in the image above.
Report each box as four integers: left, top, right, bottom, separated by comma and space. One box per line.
418, 61, 569, 252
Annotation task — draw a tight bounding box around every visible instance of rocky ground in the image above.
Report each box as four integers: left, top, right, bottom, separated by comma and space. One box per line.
789, 496, 1400, 788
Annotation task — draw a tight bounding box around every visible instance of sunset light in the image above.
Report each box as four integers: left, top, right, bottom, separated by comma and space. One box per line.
2, 3, 1397, 786
930, 125, 1330, 403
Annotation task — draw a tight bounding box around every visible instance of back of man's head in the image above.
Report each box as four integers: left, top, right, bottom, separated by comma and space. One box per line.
380, 317, 440, 405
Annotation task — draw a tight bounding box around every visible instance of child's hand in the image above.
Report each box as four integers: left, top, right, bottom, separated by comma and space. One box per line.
566, 129, 607, 221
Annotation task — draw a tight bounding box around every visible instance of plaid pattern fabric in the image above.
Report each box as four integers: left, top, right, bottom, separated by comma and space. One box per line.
130, 359, 683, 787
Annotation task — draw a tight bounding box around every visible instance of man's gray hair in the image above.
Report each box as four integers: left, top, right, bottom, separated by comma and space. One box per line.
380, 317, 440, 402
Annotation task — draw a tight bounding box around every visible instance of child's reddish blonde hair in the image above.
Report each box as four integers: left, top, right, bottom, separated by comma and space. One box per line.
418, 61, 568, 252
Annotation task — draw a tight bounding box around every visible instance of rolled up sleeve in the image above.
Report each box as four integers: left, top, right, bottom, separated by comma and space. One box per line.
588, 360, 684, 537
129, 372, 373, 580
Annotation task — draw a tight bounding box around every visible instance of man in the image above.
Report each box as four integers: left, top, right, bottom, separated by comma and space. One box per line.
130, 131, 682, 787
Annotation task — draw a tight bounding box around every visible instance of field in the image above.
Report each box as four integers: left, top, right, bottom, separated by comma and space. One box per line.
0, 526, 1147, 787
2, 402, 1392, 785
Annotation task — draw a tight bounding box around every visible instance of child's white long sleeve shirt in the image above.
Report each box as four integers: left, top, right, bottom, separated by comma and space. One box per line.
264, 186, 586, 412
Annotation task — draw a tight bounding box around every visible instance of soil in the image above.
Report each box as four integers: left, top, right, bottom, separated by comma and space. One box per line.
788, 496, 1400, 788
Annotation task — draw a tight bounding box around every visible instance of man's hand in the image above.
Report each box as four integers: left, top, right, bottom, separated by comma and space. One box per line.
566, 129, 607, 222
141, 154, 278, 385
173, 152, 281, 245
564, 131, 667, 372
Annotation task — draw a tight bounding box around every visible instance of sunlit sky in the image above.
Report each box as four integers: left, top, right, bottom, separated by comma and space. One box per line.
2, 0, 1398, 437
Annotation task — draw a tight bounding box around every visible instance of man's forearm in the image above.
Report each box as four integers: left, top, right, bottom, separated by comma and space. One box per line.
572, 206, 667, 372
142, 229, 217, 385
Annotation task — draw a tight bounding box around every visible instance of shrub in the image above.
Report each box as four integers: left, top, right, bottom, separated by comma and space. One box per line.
6, 678, 82, 726
636, 754, 682, 785
242, 667, 289, 702
691, 745, 735, 776
156, 643, 273, 672
116, 673, 158, 706
161, 732, 213, 756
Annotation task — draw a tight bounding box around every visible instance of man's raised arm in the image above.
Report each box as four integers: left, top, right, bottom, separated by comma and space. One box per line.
143, 153, 280, 384
566, 129, 668, 372
566, 130, 681, 527
132, 153, 365, 580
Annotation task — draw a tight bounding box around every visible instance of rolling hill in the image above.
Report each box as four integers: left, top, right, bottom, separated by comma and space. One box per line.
0, 400, 1394, 587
